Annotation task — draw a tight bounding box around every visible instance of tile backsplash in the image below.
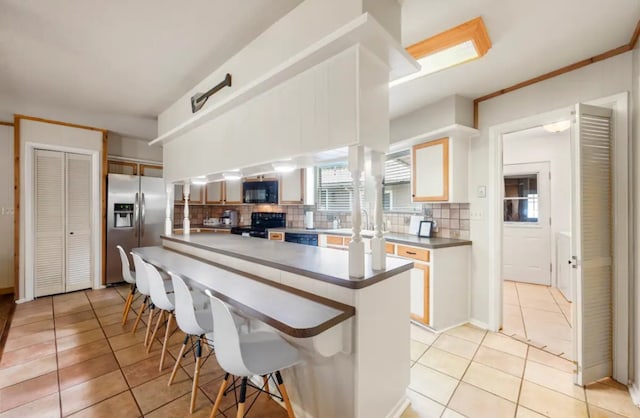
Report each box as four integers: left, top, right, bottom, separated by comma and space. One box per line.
174, 202, 470, 239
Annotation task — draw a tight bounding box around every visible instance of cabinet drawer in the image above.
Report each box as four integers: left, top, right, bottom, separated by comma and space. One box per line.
269, 232, 284, 240
343, 237, 351, 246
326, 235, 344, 246
397, 245, 430, 262
385, 243, 396, 254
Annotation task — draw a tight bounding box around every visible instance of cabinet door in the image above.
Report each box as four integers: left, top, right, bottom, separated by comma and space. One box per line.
174, 183, 184, 204
224, 181, 242, 204
205, 182, 223, 204
175, 183, 203, 204
279, 169, 304, 204
410, 263, 430, 325
412, 137, 449, 202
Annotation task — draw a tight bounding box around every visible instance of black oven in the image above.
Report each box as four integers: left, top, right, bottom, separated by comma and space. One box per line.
242, 180, 278, 204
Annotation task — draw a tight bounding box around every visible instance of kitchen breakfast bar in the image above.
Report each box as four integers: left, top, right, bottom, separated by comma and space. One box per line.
134, 233, 414, 418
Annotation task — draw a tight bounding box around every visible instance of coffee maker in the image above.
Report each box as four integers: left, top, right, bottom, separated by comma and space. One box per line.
221, 209, 239, 226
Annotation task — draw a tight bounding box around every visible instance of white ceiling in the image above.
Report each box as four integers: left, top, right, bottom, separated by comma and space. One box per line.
0, 0, 638, 135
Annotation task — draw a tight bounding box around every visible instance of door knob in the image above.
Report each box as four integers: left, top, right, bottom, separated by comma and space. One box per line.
69, 232, 74, 235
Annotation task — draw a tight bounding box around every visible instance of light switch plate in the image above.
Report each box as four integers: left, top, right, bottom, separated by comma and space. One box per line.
477, 186, 486, 198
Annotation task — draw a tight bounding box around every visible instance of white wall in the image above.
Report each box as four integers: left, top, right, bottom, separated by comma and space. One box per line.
471, 51, 634, 326
503, 128, 571, 284
0, 125, 14, 292
631, 42, 640, 399
18, 119, 104, 301
0, 101, 156, 139
108, 132, 162, 163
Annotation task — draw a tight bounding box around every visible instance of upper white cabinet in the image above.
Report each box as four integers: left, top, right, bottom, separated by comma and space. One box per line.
205, 182, 224, 204
174, 183, 203, 204
279, 169, 304, 204
224, 180, 243, 204
411, 130, 472, 203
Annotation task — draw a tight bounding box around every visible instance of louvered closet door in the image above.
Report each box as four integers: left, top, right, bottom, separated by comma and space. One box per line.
65, 153, 93, 291
34, 150, 65, 296
572, 103, 613, 385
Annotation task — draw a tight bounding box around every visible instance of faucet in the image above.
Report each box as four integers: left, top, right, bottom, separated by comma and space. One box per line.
361, 209, 370, 231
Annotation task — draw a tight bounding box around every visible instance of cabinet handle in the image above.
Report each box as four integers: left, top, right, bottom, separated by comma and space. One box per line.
406, 251, 416, 255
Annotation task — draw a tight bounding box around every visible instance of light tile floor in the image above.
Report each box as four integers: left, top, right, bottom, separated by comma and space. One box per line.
0, 286, 287, 418
502, 280, 573, 360
403, 323, 639, 418
1, 286, 637, 418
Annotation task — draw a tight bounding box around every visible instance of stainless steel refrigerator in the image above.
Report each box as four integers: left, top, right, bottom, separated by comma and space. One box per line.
106, 173, 166, 284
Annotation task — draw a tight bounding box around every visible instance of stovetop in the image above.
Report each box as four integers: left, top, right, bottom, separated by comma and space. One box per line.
230, 212, 286, 239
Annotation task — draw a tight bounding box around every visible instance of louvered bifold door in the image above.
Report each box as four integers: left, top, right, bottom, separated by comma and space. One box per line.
65, 153, 93, 292
572, 103, 613, 385
34, 150, 65, 297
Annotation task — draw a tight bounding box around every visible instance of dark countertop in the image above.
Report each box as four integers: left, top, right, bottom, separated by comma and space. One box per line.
267, 228, 472, 249
161, 233, 414, 289
133, 246, 354, 338
173, 224, 236, 230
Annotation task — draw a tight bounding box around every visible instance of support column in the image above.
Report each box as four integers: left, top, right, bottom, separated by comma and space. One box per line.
370, 151, 386, 270
183, 182, 191, 236
349, 145, 364, 278
165, 183, 173, 235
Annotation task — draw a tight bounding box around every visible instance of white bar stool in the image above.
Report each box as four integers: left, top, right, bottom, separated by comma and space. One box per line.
116, 245, 136, 325
205, 289, 300, 418
144, 262, 177, 371
130, 253, 156, 346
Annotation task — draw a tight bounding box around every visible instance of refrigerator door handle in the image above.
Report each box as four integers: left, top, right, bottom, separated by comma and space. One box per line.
141, 192, 146, 237
134, 192, 139, 237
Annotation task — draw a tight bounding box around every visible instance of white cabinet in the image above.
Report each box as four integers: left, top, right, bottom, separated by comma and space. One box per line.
411, 130, 472, 203
224, 180, 242, 204
205, 182, 223, 204
174, 183, 203, 204
279, 169, 304, 204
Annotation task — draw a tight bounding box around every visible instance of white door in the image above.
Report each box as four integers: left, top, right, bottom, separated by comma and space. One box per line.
65, 153, 92, 292
34, 150, 93, 296
572, 104, 613, 385
35, 150, 66, 296
502, 162, 551, 285
556, 232, 572, 302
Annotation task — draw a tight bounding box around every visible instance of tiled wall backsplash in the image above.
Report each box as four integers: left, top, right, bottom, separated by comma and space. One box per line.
174, 202, 470, 239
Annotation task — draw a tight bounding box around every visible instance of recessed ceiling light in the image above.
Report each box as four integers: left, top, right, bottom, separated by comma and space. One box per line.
390, 17, 491, 87
222, 171, 242, 181
191, 176, 207, 185
542, 120, 571, 133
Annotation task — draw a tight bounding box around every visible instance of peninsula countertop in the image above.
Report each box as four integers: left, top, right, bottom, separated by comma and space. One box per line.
267, 227, 472, 249
161, 233, 414, 289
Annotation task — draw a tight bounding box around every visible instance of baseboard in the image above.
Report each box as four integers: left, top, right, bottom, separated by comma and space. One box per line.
629, 382, 640, 407
386, 395, 410, 418
469, 318, 490, 330
0, 287, 14, 295
15, 298, 32, 304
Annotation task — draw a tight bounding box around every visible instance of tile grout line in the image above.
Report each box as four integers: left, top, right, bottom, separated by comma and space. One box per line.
51, 294, 64, 417
548, 286, 572, 328
512, 345, 530, 418
513, 282, 529, 341
439, 329, 489, 417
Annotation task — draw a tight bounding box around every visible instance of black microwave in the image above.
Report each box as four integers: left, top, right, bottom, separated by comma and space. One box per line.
243, 180, 279, 204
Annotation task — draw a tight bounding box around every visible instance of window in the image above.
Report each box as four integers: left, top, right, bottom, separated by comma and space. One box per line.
383, 151, 422, 213
316, 151, 422, 213
316, 163, 360, 212
503, 174, 539, 222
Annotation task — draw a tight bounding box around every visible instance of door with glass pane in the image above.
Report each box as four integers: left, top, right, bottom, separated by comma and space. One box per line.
502, 162, 551, 285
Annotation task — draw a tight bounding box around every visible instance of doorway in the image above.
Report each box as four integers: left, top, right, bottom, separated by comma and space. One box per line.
487, 93, 630, 386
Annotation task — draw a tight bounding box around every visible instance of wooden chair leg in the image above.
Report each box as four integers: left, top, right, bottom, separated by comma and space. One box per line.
210, 373, 230, 418
132, 298, 147, 334
144, 306, 156, 346
147, 310, 164, 353
168, 335, 189, 386
263, 375, 271, 395
121, 291, 133, 325
190, 339, 203, 413
159, 312, 173, 371
236, 377, 248, 418
275, 371, 295, 418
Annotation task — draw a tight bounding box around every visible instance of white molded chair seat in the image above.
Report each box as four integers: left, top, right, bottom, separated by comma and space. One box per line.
206, 289, 300, 418
130, 253, 155, 342
144, 262, 177, 371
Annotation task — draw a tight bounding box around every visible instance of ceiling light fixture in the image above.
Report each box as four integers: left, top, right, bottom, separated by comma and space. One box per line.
390, 17, 491, 87
191, 176, 208, 185
272, 161, 297, 173
222, 171, 242, 181
542, 120, 571, 133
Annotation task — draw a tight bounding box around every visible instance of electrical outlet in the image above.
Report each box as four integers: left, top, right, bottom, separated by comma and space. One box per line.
470, 210, 484, 220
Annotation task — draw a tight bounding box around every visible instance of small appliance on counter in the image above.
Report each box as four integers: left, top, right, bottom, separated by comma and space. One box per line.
203, 218, 221, 226
221, 210, 239, 226
304, 211, 314, 229
230, 212, 285, 238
